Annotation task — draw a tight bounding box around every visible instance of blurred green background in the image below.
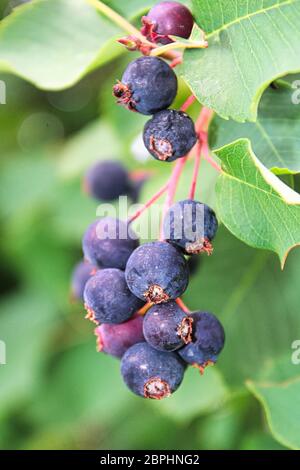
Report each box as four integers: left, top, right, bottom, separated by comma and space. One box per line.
0, 0, 300, 450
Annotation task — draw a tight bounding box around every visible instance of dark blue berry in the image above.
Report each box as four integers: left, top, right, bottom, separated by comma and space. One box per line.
178, 312, 225, 371
163, 199, 218, 255
143, 301, 193, 351
83, 160, 130, 202
70, 261, 97, 301
125, 241, 189, 303
187, 255, 201, 275
142, 1, 194, 45
143, 109, 197, 162
82, 217, 139, 270
94, 314, 144, 358
84, 268, 144, 324
121, 342, 185, 399
113, 56, 177, 115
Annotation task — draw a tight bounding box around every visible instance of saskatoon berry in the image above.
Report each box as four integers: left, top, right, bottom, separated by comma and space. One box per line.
121, 342, 185, 399
187, 255, 201, 275
143, 301, 193, 352
142, 1, 194, 45
178, 311, 225, 371
163, 199, 218, 255
70, 261, 97, 301
125, 241, 189, 303
94, 314, 144, 359
84, 268, 144, 325
82, 217, 138, 270
83, 160, 130, 202
143, 109, 197, 162
113, 56, 177, 115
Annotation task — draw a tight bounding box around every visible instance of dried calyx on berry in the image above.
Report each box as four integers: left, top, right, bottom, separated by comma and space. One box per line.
83, 268, 144, 325
113, 56, 177, 115
141, 1, 194, 45
178, 311, 225, 373
163, 199, 218, 255
143, 301, 193, 351
121, 342, 185, 399
143, 109, 197, 162
125, 241, 189, 304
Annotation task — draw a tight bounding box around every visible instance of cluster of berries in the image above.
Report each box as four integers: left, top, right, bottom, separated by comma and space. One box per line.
71, 2, 225, 400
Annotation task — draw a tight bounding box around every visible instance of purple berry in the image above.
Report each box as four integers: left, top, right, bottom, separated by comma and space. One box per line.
113, 56, 177, 115
178, 312, 225, 372
82, 217, 139, 270
187, 255, 201, 275
143, 301, 193, 352
83, 268, 144, 325
83, 160, 130, 202
94, 314, 144, 358
143, 110, 197, 162
121, 342, 185, 399
70, 261, 97, 301
141, 1, 194, 44
125, 241, 189, 304
163, 199, 218, 255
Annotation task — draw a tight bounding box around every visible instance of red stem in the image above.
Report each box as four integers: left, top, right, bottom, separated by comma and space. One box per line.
188, 140, 202, 199
195, 107, 214, 133
128, 182, 169, 223
159, 156, 188, 240
176, 297, 190, 313
170, 56, 183, 68
180, 95, 196, 112
201, 137, 221, 172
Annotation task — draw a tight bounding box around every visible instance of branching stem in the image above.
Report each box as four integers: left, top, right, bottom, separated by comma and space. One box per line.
128, 182, 169, 223
86, 0, 151, 44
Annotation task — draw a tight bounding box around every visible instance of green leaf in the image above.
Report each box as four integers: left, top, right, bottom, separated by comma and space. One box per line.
215, 139, 300, 267
181, 0, 300, 122
28, 340, 134, 427
247, 377, 300, 449
0, 0, 121, 90
210, 85, 300, 175
0, 290, 59, 416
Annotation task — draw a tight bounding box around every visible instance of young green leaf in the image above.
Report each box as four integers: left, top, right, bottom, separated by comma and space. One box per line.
0, 0, 121, 90
210, 85, 300, 175
247, 377, 300, 450
215, 139, 300, 267
181, 0, 300, 122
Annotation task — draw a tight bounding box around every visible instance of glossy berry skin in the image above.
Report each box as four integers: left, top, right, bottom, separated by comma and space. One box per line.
84, 160, 130, 202
82, 217, 138, 270
94, 314, 144, 358
113, 56, 177, 115
163, 199, 218, 255
125, 241, 189, 303
143, 110, 197, 162
143, 301, 193, 352
178, 312, 225, 369
121, 342, 185, 399
84, 269, 144, 325
142, 1, 194, 45
71, 261, 97, 301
